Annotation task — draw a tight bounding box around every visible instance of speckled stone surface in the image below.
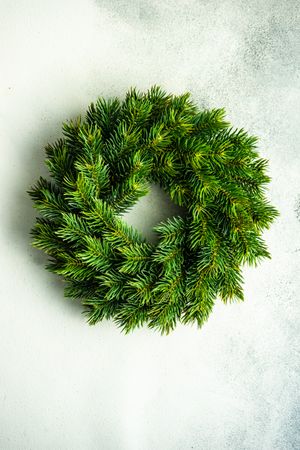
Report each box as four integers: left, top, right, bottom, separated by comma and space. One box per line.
0, 1, 299, 448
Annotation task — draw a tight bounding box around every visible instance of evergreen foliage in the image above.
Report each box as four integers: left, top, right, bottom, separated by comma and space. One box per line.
28, 86, 279, 334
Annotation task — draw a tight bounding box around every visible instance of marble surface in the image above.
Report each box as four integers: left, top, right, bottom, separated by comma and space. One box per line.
0, 0, 299, 448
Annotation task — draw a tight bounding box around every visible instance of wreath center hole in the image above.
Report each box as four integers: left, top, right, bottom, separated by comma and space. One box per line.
122, 183, 187, 245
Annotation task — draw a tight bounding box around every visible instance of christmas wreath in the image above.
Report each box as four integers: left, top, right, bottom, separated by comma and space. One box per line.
28, 86, 278, 334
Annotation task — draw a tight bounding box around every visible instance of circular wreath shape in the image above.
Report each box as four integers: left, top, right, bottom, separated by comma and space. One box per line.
29, 86, 278, 334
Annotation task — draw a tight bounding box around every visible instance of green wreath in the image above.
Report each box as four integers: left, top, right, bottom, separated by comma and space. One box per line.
28, 86, 278, 334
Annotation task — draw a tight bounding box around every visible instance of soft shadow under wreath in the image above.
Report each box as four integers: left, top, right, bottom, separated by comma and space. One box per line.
28, 85, 279, 334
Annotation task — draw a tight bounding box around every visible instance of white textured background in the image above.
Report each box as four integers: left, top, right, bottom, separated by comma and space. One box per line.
0, 1, 299, 449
